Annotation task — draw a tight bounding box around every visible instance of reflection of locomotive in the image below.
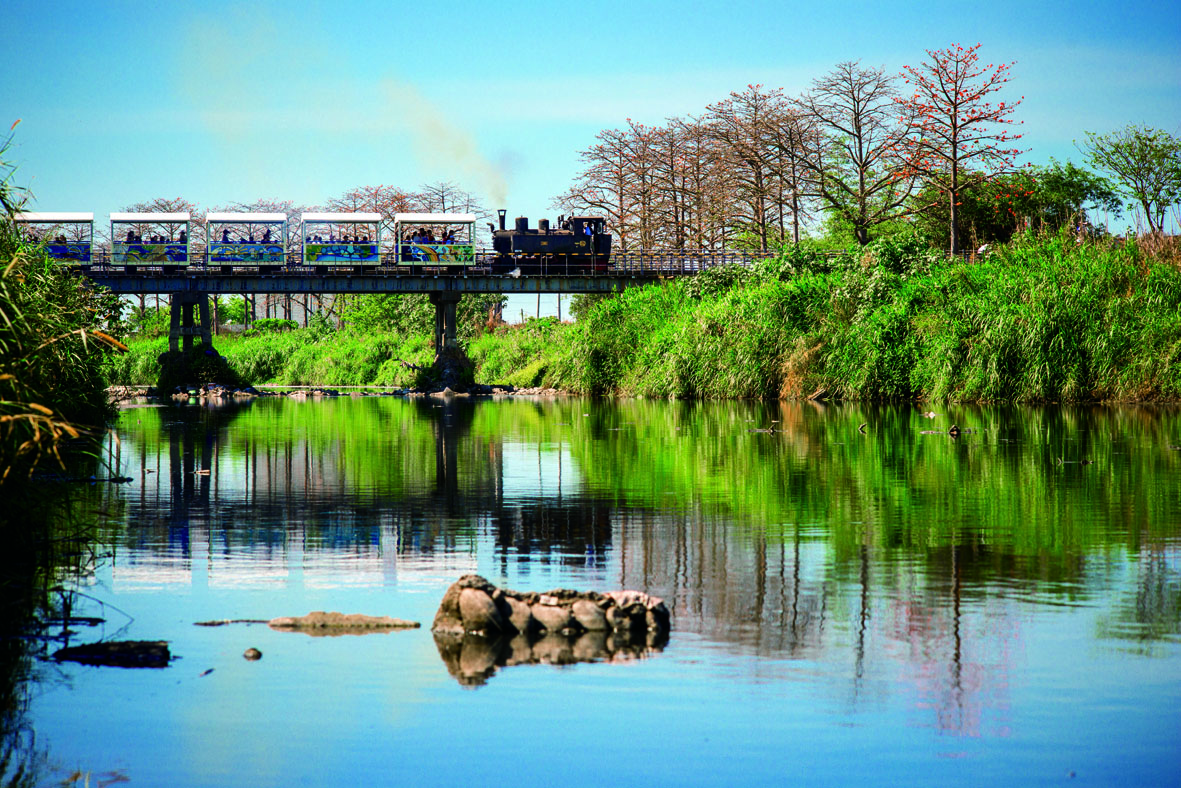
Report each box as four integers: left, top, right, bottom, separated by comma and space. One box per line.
491, 210, 612, 272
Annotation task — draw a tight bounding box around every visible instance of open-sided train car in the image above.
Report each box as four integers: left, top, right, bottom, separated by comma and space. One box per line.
301, 212, 381, 267
13, 212, 95, 263
111, 212, 190, 266
491, 211, 611, 273
393, 212, 476, 265
207, 212, 287, 268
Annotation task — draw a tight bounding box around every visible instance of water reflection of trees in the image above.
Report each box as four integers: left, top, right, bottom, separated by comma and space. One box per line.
106, 397, 1181, 732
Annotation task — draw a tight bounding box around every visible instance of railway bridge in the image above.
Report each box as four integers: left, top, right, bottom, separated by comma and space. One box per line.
82, 250, 765, 353
16, 208, 765, 353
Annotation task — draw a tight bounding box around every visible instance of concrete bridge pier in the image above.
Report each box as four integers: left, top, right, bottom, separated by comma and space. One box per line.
168, 292, 213, 353
428, 292, 461, 351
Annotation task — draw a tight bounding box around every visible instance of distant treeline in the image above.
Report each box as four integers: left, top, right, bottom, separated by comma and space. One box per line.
553, 44, 1180, 254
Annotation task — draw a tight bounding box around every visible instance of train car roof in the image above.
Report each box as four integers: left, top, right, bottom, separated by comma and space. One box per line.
110, 212, 191, 222
300, 212, 382, 223
393, 213, 477, 224
14, 212, 94, 222
206, 212, 288, 223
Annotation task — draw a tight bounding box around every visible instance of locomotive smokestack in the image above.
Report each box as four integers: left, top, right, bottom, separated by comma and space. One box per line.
497, 209, 506, 231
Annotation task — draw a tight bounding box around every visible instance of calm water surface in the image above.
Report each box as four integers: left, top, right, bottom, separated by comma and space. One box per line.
18, 397, 1181, 786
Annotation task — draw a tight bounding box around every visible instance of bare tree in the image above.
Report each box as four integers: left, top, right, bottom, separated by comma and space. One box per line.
705, 85, 784, 250
554, 126, 640, 250
761, 104, 816, 245
894, 44, 1025, 254
796, 61, 916, 245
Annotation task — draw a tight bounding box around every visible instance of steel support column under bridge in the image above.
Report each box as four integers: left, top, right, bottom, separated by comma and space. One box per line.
428, 292, 461, 350
168, 292, 212, 353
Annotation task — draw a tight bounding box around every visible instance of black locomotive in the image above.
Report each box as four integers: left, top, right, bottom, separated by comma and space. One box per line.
490, 210, 611, 273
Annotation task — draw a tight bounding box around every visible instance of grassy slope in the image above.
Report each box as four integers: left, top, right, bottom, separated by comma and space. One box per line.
546, 232, 1181, 402
108, 233, 1181, 403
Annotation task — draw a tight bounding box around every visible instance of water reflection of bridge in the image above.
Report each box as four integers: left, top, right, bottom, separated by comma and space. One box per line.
116, 399, 615, 573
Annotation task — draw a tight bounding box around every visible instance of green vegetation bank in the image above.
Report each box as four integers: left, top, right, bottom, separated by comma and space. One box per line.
109, 231, 1181, 404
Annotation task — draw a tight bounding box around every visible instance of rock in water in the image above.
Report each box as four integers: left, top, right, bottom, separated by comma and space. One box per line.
458, 588, 507, 634
432, 574, 670, 639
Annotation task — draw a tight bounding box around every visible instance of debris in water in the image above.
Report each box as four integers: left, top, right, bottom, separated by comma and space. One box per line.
267, 611, 421, 636
53, 640, 171, 668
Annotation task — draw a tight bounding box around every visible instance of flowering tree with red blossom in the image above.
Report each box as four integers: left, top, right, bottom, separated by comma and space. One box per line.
895, 44, 1025, 254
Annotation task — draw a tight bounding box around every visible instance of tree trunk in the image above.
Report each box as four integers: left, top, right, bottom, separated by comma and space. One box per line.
949, 162, 960, 255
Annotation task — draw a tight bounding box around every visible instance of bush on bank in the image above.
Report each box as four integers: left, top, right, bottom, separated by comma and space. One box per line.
105, 329, 438, 389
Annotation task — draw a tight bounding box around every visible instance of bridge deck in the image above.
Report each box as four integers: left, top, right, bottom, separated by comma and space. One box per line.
76, 250, 769, 294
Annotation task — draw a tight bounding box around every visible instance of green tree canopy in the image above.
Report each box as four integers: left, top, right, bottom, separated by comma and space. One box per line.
1081, 125, 1181, 234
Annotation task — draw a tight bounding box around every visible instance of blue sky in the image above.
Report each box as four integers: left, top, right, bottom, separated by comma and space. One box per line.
2, 0, 1178, 314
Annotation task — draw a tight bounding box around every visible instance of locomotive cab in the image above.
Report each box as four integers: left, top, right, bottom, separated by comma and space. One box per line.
491, 211, 611, 273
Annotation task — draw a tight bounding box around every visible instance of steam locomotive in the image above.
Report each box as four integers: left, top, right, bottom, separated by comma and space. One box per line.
490, 210, 612, 273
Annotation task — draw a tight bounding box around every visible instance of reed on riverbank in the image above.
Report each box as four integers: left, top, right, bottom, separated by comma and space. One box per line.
0, 149, 125, 484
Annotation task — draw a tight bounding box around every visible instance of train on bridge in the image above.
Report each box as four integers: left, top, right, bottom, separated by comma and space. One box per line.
13, 209, 614, 275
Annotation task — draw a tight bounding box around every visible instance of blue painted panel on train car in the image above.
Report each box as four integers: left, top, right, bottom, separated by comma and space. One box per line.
398, 243, 474, 264
304, 243, 379, 264
47, 242, 91, 262
210, 243, 285, 264
113, 243, 188, 264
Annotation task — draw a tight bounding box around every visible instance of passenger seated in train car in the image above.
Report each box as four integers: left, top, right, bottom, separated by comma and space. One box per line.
179, 230, 187, 244
262, 228, 272, 243
222, 228, 232, 243
125, 229, 135, 243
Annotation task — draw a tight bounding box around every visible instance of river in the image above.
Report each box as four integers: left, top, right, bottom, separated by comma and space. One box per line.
7, 396, 1180, 786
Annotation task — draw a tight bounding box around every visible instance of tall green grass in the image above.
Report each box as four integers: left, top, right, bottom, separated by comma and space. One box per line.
108, 232, 1181, 403
106, 328, 438, 388
544, 231, 1181, 402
